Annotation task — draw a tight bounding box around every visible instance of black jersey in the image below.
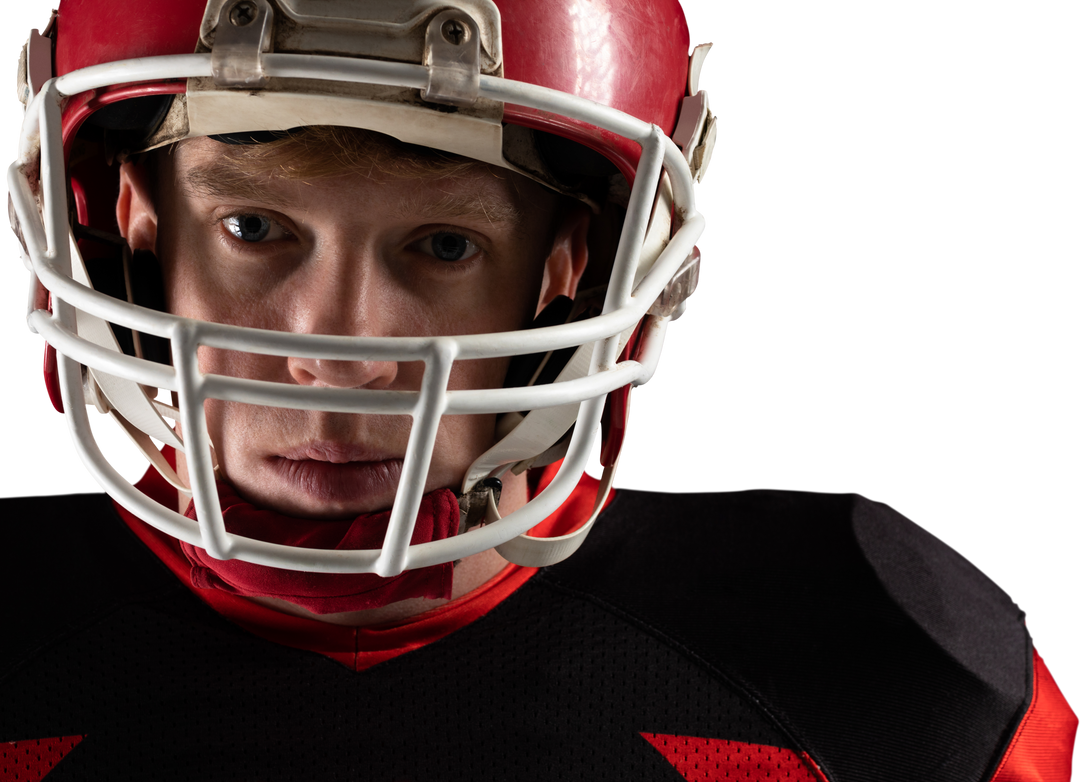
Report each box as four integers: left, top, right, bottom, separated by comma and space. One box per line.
1, 488, 1075, 781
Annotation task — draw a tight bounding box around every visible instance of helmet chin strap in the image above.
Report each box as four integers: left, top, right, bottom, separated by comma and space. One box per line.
492, 384, 630, 570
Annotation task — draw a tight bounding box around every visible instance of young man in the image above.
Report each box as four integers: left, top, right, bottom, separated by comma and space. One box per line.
119, 126, 591, 624
2, 1, 1075, 781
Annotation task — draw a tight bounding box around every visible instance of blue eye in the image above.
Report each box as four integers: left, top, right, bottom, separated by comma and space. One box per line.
425, 232, 478, 262
224, 214, 277, 243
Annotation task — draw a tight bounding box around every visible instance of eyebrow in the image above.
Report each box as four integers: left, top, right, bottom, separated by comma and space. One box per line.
397, 190, 524, 226
182, 163, 296, 209
182, 163, 525, 226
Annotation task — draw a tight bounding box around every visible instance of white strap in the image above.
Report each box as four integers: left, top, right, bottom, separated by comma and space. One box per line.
495, 461, 617, 568
67, 231, 185, 453
462, 340, 597, 490
111, 410, 191, 495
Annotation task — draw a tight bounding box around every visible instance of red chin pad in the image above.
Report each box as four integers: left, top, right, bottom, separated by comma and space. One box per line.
44, 344, 64, 414
42, 284, 64, 414
181, 482, 460, 614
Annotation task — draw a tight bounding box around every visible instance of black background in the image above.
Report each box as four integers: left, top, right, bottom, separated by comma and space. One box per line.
2, 3, 1071, 704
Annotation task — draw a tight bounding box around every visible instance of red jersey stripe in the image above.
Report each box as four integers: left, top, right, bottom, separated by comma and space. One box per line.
989, 649, 1077, 782
640, 733, 830, 781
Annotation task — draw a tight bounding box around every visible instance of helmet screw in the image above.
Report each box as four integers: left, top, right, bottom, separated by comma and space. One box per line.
441, 19, 468, 46
229, 0, 259, 27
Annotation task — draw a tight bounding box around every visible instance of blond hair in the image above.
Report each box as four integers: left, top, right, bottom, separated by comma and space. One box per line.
206, 125, 488, 181
164, 125, 547, 223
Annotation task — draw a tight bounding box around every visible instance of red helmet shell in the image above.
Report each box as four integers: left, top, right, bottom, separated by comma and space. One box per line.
500, 0, 689, 133
52, 0, 690, 179
499, 0, 689, 176
44, 0, 692, 411
54, 0, 208, 76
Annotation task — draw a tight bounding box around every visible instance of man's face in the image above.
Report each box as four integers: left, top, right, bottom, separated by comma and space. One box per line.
136, 137, 568, 520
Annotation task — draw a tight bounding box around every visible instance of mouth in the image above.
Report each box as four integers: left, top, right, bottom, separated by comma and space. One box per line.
268, 442, 405, 515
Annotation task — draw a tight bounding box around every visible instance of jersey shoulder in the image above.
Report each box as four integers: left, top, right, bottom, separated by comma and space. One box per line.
0, 493, 183, 677
540, 488, 1032, 782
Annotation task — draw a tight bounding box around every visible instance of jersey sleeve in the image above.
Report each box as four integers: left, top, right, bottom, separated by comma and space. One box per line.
542, 488, 1074, 782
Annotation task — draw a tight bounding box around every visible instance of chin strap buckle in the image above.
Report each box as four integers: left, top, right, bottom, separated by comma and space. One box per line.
457, 477, 503, 533
453, 476, 502, 568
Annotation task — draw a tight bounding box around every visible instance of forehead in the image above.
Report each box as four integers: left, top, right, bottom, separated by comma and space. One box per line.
165, 135, 542, 225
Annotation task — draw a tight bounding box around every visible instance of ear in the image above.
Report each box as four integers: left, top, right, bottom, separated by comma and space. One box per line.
537, 204, 590, 314
117, 160, 158, 252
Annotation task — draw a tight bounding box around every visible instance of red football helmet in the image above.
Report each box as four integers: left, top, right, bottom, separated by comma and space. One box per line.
9, 0, 713, 574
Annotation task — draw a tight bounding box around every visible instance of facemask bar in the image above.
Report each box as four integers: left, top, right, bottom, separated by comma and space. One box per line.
11, 52, 703, 576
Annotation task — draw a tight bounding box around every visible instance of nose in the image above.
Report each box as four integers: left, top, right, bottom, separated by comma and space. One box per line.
288, 353, 398, 390
285, 264, 400, 390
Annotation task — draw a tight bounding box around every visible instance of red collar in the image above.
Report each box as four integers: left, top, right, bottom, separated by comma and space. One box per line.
113, 457, 610, 671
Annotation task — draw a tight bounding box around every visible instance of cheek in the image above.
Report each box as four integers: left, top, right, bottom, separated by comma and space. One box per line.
446, 356, 511, 395
406, 251, 548, 340
195, 348, 291, 462
196, 345, 288, 381
430, 357, 508, 467
158, 221, 285, 329
163, 261, 280, 330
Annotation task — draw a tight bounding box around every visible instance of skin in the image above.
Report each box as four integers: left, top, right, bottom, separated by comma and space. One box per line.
116, 137, 589, 626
